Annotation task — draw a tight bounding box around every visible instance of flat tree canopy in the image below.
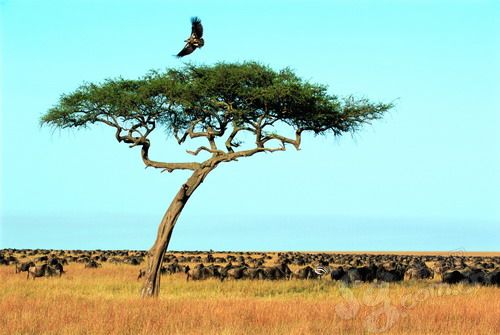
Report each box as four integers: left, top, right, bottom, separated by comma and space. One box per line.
42, 62, 390, 153
42, 62, 393, 297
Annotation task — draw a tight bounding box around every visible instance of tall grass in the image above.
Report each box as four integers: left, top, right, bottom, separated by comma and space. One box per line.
1, 264, 498, 334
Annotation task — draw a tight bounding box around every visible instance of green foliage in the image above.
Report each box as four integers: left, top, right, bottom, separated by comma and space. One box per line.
41, 62, 392, 136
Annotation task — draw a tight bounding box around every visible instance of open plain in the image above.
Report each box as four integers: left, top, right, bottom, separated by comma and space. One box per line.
1, 250, 499, 335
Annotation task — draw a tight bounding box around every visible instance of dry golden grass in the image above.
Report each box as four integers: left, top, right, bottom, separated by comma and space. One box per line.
279, 251, 500, 257
1, 263, 499, 335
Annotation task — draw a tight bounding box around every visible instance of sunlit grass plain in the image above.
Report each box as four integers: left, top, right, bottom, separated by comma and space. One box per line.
1, 261, 499, 334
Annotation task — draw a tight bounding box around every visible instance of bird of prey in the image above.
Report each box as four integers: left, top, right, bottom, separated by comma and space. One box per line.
176, 17, 204, 58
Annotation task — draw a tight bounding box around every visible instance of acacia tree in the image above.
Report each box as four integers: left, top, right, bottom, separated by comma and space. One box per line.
42, 62, 392, 297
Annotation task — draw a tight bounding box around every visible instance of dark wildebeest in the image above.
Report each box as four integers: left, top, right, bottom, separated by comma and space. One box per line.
126, 257, 142, 266
0, 256, 9, 266
263, 263, 292, 280
204, 264, 223, 280
49, 257, 67, 266
404, 266, 434, 280
246, 267, 266, 280
344, 264, 378, 284
279, 262, 293, 279
85, 260, 102, 268
27, 263, 64, 279
442, 270, 466, 284
330, 266, 347, 281
463, 269, 486, 285
51, 261, 65, 275
224, 266, 248, 280
28, 264, 48, 279
376, 267, 404, 282
359, 264, 378, 282
16, 261, 35, 274
294, 266, 318, 280
162, 262, 182, 275
186, 264, 214, 281
484, 271, 500, 286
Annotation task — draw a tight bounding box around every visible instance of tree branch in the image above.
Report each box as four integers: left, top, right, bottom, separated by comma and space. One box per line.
261, 129, 303, 150
142, 141, 201, 173
186, 146, 225, 157
224, 121, 253, 153
204, 145, 286, 169
96, 117, 200, 173
174, 119, 201, 145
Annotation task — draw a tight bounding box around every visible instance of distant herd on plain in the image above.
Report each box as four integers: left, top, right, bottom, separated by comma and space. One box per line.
1, 249, 499, 286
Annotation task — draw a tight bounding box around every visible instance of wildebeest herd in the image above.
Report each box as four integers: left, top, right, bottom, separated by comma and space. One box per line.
1, 249, 499, 286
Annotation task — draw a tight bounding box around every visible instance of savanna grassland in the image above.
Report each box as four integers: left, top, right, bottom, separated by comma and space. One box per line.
1, 254, 499, 335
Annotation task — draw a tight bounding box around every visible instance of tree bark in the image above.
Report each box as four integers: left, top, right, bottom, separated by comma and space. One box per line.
140, 166, 214, 297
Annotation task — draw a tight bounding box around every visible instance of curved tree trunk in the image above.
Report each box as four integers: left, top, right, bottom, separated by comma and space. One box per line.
141, 166, 214, 297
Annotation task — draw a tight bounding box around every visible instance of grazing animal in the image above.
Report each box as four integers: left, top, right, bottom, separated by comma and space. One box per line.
27, 263, 64, 279
186, 264, 210, 281
0, 257, 9, 266
376, 267, 404, 282
404, 266, 434, 280
247, 268, 266, 280
50, 262, 65, 276
84, 260, 102, 268
163, 262, 182, 274
485, 271, 500, 286
330, 266, 347, 281
442, 270, 466, 284
342, 264, 378, 284
262, 263, 292, 280
294, 266, 318, 280
176, 17, 204, 57
16, 261, 35, 274
224, 266, 248, 280
125, 257, 142, 266
27, 264, 48, 279
137, 269, 146, 280
185, 263, 222, 281
463, 268, 486, 285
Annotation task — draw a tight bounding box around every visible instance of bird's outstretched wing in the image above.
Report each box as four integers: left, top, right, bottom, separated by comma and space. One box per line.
175, 17, 203, 58
176, 43, 195, 58
191, 17, 203, 38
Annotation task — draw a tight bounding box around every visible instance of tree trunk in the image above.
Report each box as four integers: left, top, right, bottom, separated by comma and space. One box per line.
141, 166, 214, 297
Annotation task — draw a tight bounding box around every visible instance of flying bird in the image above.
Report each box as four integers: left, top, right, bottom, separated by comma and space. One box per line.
176, 17, 204, 58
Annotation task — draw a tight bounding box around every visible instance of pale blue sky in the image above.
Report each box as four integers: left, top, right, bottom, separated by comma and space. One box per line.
1, 0, 499, 251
